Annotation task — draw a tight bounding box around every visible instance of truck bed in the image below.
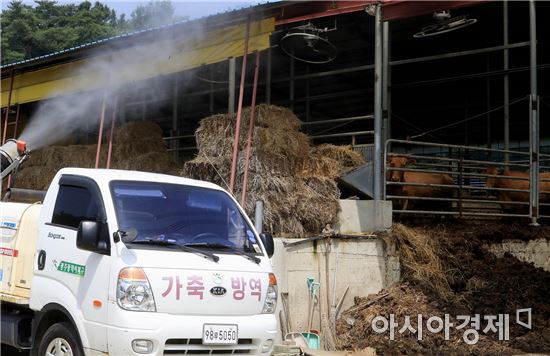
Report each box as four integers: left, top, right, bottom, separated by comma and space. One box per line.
0, 292, 29, 305
1, 203, 42, 303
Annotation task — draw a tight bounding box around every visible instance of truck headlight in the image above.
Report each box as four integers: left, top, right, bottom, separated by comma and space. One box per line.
117, 267, 156, 312
262, 273, 278, 314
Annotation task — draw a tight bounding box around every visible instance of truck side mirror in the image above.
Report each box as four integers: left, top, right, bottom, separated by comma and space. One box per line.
259, 233, 274, 258
77, 221, 110, 256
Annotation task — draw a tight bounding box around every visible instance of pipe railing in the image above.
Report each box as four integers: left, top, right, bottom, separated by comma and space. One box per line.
384, 139, 547, 219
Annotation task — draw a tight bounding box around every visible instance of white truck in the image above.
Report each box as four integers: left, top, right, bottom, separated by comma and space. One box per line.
1, 167, 277, 356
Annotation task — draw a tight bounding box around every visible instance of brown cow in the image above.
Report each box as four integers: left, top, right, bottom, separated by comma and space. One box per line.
387, 155, 454, 211
485, 167, 550, 206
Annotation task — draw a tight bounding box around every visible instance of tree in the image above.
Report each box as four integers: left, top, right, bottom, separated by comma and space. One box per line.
1, 1, 38, 63
0, 0, 183, 65
127, 1, 185, 31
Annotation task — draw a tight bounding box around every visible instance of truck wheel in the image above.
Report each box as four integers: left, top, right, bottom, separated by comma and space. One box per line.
37, 322, 83, 356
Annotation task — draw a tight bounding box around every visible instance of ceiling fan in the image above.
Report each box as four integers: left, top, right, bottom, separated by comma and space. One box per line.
280, 23, 337, 64
414, 10, 477, 38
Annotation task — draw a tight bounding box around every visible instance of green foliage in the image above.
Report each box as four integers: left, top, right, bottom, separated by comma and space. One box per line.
1, 0, 183, 65
127, 1, 178, 30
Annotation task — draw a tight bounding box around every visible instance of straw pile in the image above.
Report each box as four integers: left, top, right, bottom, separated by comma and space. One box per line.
311, 144, 366, 173
337, 222, 550, 354
12, 122, 177, 190
183, 104, 365, 237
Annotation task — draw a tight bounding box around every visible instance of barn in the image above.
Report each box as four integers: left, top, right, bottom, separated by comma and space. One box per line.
1, 1, 550, 353
2, 1, 548, 225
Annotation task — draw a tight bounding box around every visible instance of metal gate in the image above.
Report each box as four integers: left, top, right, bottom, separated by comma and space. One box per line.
384, 139, 550, 220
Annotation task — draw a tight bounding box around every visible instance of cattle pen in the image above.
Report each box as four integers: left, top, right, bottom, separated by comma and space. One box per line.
385, 139, 550, 221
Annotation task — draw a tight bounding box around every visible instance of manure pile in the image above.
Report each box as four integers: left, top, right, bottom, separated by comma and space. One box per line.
182, 104, 365, 237
13, 122, 178, 190
336, 223, 550, 355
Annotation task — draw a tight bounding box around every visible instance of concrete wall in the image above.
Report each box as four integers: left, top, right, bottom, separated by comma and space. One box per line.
271, 236, 400, 340
336, 200, 392, 234
485, 239, 550, 272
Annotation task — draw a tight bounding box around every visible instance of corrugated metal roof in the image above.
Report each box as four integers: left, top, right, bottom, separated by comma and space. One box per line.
1, 1, 282, 71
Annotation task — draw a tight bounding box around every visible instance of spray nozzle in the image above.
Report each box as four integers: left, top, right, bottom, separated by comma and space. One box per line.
16, 140, 27, 155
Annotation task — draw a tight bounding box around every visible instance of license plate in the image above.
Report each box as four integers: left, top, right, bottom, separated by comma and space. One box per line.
202, 324, 238, 345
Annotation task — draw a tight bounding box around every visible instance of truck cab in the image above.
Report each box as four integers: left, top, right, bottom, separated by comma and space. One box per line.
1, 168, 277, 356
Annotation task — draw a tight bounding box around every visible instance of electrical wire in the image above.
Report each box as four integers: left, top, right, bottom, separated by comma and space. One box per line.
390, 112, 444, 143
411, 95, 528, 139
308, 117, 356, 136
540, 97, 550, 109
199, 151, 231, 193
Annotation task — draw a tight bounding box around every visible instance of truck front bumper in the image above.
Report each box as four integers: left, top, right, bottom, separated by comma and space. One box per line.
105, 303, 278, 356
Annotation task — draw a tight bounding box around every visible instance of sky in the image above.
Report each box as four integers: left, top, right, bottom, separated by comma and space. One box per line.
1, 0, 267, 19
107, 1, 263, 19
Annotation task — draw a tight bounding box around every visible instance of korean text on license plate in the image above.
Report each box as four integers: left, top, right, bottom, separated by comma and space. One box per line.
202, 324, 238, 345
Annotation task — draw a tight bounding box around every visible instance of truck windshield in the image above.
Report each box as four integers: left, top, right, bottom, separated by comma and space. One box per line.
110, 181, 260, 253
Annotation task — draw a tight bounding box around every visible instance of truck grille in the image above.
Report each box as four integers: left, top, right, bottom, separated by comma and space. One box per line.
164, 338, 257, 355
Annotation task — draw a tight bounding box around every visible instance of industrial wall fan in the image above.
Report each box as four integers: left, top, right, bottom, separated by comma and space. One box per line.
280, 23, 337, 64
414, 11, 477, 38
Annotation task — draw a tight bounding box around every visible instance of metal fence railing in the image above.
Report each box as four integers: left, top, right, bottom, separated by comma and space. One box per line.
384, 139, 550, 220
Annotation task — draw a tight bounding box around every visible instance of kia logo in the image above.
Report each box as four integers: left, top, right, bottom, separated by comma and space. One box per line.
210, 286, 227, 296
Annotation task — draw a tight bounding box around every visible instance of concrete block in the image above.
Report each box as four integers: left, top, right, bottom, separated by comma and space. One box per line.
271, 236, 400, 339
336, 200, 392, 234
485, 239, 550, 272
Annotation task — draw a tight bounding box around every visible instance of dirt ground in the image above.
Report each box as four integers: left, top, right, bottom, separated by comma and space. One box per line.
336, 222, 550, 355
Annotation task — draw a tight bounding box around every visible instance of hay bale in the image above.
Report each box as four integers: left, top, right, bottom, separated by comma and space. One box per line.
12, 167, 52, 191
13, 122, 177, 191
299, 154, 341, 179
188, 104, 345, 237
254, 127, 309, 158
243, 190, 305, 237
196, 105, 301, 139
197, 126, 309, 159
246, 104, 302, 131
111, 151, 179, 174
242, 174, 296, 197
181, 156, 230, 186
311, 144, 366, 170
295, 192, 340, 234
304, 176, 341, 199
236, 149, 298, 177
114, 121, 163, 143
195, 113, 235, 156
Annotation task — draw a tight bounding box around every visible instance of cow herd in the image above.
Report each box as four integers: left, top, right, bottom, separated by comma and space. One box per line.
386, 154, 550, 214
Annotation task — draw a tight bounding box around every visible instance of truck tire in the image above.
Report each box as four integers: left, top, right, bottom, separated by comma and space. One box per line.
37, 322, 83, 356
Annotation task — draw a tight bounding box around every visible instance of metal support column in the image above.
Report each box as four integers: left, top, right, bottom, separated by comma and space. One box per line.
486, 56, 491, 155
305, 65, 310, 124
381, 21, 389, 199
95, 93, 107, 169
2, 69, 15, 145
172, 76, 179, 161
106, 97, 118, 169
229, 18, 251, 193
529, 0, 539, 225
266, 48, 272, 104
290, 57, 295, 111
241, 51, 261, 206
209, 67, 215, 114
373, 4, 383, 200
228, 57, 236, 113
382, 21, 389, 151
141, 92, 146, 121
503, 0, 510, 165
255, 200, 264, 233
13, 104, 20, 139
